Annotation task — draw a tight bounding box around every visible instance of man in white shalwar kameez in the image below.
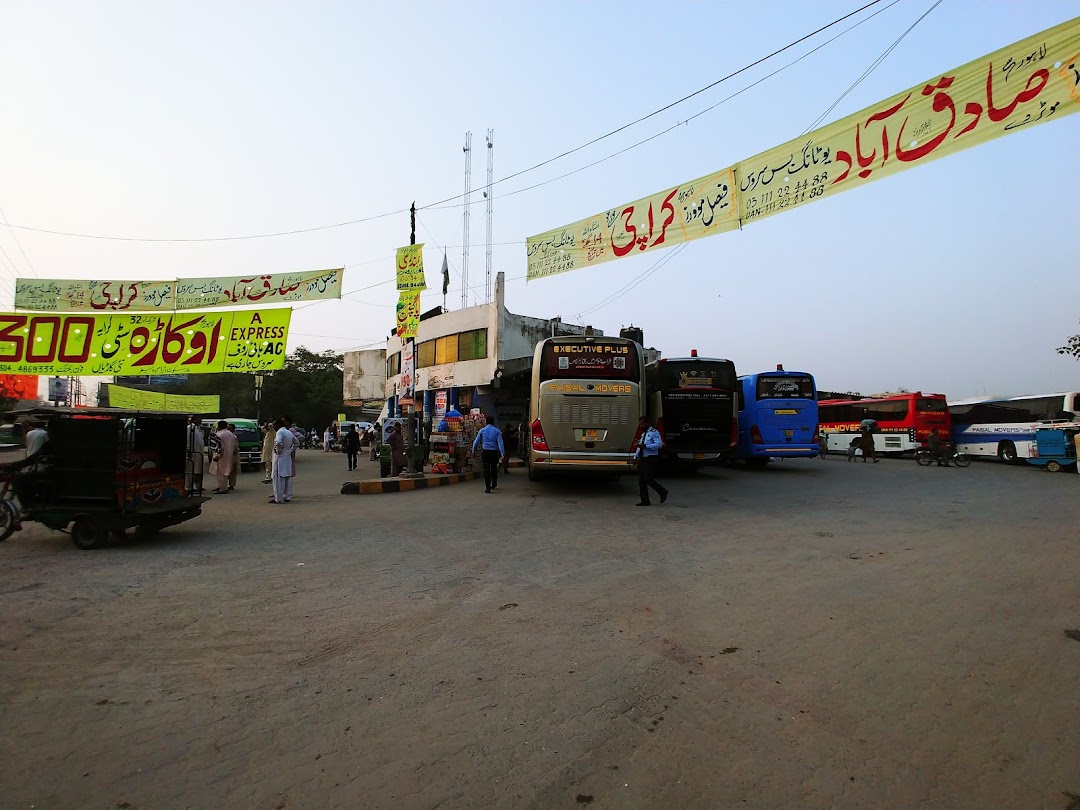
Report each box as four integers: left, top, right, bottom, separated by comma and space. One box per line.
270, 418, 297, 504
186, 416, 206, 494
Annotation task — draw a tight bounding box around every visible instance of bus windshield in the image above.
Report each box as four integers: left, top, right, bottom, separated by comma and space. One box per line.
539, 341, 639, 382
756, 374, 814, 400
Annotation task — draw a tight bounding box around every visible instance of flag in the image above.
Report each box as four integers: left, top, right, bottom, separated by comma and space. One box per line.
441, 253, 450, 296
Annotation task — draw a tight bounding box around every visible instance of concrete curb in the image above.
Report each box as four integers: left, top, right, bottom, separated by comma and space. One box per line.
341, 470, 482, 495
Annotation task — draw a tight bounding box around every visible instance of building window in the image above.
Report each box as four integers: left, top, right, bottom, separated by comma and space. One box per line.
417, 340, 435, 369
435, 335, 458, 365
414, 328, 488, 370
386, 352, 401, 378
458, 329, 487, 361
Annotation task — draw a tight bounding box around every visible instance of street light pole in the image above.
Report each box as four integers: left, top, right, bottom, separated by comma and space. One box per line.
254, 375, 263, 425
404, 203, 418, 476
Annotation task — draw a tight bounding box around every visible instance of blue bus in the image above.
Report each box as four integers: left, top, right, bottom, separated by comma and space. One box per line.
736, 368, 819, 466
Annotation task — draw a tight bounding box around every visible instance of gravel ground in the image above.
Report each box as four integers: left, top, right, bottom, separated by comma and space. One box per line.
2, 449, 1078, 810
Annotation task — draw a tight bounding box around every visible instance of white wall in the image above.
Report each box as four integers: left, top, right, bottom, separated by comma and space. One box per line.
343, 349, 387, 401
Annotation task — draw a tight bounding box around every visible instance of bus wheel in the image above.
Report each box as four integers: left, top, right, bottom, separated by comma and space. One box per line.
527, 464, 544, 482
997, 442, 1018, 464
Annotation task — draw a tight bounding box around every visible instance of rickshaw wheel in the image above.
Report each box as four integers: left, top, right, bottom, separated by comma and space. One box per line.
71, 517, 106, 550
1046, 459, 1062, 473
0, 500, 18, 541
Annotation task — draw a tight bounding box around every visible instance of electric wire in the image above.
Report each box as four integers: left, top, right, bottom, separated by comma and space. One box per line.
1, 1, 891, 243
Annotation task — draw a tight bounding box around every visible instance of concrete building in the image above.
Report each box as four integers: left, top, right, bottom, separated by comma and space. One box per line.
342, 272, 595, 428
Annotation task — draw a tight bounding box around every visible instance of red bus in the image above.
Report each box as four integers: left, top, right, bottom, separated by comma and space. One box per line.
817, 392, 951, 456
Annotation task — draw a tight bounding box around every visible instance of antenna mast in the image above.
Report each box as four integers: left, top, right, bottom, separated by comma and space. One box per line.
462, 132, 472, 309
485, 129, 494, 304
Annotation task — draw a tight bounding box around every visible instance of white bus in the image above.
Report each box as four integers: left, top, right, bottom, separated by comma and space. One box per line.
948, 392, 1080, 462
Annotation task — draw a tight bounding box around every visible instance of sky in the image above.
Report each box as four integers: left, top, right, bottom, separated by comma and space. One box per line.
1, 0, 1078, 401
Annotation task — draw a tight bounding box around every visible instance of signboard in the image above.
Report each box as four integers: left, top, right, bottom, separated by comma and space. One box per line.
401, 341, 415, 403
15, 279, 174, 312
0, 374, 37, 401
395, 244, 427, 291
395, 291, 421, 340
527, 166, 737, 280
48, 376, 69, 402
174, 269, 342, 310
756, 375, 815, 399
434, 390, 448, 418
0, 308, 292, 376
526, 16, 1080, 280
14, 269, 343, 312
337, 413, 346, 423
149, 374, 189, 387
108, 385, 220, 413
736, 17, 1080, 225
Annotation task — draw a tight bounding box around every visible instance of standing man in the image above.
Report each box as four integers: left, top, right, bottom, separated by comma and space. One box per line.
818, 430, 829, 460
260, 422, 275, 484
323, 425, 333, 453
270, 417, 297, 504
186, 416, 206, 494
633, 416, 669, 506
859, 427, 878, 463
209, 420, 237, 495
227, 422, 241, 490
343, 424, 361, 472
472, 414, 506, 493
387, 423, 407, 477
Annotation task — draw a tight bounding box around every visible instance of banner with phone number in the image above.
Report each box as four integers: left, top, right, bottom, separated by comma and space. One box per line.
0, 308, 292, 377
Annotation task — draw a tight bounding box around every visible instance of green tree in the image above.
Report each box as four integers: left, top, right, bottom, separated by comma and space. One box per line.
1058, 323, 1080, 359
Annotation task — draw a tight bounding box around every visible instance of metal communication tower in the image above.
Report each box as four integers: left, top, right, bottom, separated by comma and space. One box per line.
461, 132, 472, 310
485, 129, 494, 304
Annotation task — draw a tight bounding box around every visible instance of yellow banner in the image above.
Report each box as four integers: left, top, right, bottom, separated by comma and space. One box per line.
14, 270, 343, 312
0, 308, 292, 376
395, 291, 421, 340
15, 279, 175, 312
737, 16, 1080, 224
175, 269, 342, 310
108, 385, 220, 413
527, 167, 738, 280
395, 244, 427, 291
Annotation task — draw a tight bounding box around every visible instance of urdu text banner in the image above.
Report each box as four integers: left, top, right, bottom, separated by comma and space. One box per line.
108, 385, 221, 413
14, 269, 343, 312
0, 308, 292, 376
526, 16, 1080, 280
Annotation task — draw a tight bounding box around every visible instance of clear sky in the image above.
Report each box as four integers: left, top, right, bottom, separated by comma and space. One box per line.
1, 0, 1077, 400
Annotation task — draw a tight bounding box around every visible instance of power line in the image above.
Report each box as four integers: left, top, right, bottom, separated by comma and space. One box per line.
0, 205, 39, 278
2, 1, 890, 244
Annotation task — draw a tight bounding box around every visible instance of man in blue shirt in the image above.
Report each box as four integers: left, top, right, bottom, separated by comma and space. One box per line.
472, 414, 506, 493
633, 416, 669, 506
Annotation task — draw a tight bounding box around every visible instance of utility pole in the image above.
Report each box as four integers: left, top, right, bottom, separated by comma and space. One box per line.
404, 202, 419, 477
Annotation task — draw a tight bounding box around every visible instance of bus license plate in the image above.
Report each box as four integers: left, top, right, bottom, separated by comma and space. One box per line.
774, 409, 797, 415
582, 429, 599, 440
784, 430, 793, 437
693, 453, 706, 459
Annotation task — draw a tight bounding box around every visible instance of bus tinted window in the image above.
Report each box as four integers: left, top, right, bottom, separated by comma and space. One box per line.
916, 398, 947, 413
540, 341, 639, 382
756, 375, 814, 399
658, 361, 736, 391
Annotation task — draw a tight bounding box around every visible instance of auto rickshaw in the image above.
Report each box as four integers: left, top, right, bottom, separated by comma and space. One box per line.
1024, 426, 1079, 473
0, 407, 210, 549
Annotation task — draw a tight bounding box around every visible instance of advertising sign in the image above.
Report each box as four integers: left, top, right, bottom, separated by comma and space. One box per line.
395, 291, 421, 340
0, 374, 38, 401
0, 308, 292, 376
435, 390, 447, 417
395, 244, 427, 291
527, 16, 1080, 280
400, 341, 415, 404
174, 269, 342, 310
48, 376, 69, 402
108, 385, 220, 413
14, 269, 343, 312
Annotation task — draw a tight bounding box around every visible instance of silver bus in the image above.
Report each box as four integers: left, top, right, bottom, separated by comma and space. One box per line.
528, 335, 645, 480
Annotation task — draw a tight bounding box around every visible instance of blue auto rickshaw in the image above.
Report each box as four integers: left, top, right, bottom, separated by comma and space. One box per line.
1025, 427, 1078, 472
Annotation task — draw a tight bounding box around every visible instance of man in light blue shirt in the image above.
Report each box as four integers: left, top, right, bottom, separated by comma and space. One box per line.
472, 414, 506, 493
633, 416, 669, 506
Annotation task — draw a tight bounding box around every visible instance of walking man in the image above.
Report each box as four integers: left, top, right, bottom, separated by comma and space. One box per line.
323, 425, 333, 452
472, 414, 506, 493
209, 420, 237, 495
261, 422, 274, 483
387, 423, 407, 477
185, 416, 206, 494
859, 427, 878, 463
634, 416, 669, 506
818, 429, 828, 460
227, 422, 240, 490
270, 417, 296, 504
344, 424, 361, 471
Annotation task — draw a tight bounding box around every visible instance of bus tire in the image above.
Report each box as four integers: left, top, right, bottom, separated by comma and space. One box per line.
527, 464, 544, 482
997, 442, 1018, 464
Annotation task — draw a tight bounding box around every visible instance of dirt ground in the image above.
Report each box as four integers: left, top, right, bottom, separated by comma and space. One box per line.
2, 449, 1079, 810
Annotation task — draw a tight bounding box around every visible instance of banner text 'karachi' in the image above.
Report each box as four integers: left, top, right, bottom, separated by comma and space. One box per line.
14, 269, 342, 312
526, 16, 1080, 280
0, 308, 292, 376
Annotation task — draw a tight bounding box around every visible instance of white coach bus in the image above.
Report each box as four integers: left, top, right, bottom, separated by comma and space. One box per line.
948, 392, 1080, 462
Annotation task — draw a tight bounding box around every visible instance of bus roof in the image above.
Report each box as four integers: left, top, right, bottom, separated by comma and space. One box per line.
947, 392, 1073, 406
820, 391, 945, 404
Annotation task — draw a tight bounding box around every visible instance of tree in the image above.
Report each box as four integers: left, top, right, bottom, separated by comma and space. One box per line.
1058, 323, 1080, 360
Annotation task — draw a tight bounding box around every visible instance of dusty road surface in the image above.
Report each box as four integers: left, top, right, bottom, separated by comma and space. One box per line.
2, 449, 1079, 809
